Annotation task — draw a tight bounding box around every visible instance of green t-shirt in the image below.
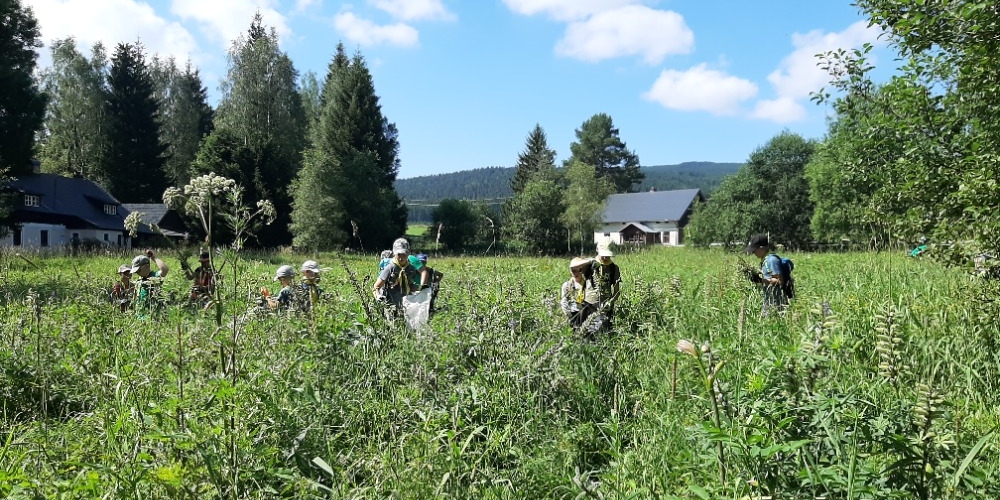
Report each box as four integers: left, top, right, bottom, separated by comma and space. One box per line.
135, 271, 161, 316
407, 255, 425, 286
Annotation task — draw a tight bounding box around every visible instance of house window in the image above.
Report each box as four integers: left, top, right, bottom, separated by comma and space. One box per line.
104, 233, 109, 241
117, 234, 122, 246
104, 204, 117, 215
13, 229, 21, 246
40, 230, 49, 247
24, 195, 39, 207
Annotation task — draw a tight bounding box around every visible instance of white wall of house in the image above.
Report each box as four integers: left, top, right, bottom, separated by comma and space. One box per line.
594, 221, 685, 246
0, 225, 128, 249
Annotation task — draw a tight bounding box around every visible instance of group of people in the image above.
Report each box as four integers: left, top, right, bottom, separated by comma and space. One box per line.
261, 260, 323, 312
109, 250, 172, 314
559, 243, 622, 332
373, 237, 444, 313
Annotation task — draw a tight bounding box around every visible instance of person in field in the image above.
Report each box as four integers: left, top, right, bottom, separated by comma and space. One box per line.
561, 257, 600, 329
416, 253, 444, 311
744, 233, 789, 316
299, 260, 323, 311
263, 265, 298, 310
110, 263, 135, 312
131, 249, 169, 316
378, 250, 393, 270
374, 238, 421, 310
591, 243, 621, 328
183, 251, 216, 302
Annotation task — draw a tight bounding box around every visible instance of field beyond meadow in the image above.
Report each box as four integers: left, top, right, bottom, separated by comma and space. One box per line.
1, 247, 998, 499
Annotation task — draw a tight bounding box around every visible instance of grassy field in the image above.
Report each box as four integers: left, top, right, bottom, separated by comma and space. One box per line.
1, 247, 998, 498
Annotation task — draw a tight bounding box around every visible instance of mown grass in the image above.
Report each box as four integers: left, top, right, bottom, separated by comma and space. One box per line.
0, 247, 997, 498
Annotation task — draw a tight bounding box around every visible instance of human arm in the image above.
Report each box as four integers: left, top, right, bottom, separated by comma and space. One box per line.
762, 255, 783, 285
560, 281, 575, 316
147, 249, 169, 278
420, 267, 429, 288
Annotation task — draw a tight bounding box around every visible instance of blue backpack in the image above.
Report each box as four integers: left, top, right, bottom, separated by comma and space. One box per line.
770, 254, 795, 299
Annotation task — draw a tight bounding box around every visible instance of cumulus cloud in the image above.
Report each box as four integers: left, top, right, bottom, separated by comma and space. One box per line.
333, 11, 419, 48
555, 5, 693, 64
501, 0, 640, 22
170, 0, 289, 48
751, 20, 881, 122
643, 64, 758, 116
30, 0, 200, 64
751, 97, 806, 123
294, 0, 321, 13
371, 0, 455, 21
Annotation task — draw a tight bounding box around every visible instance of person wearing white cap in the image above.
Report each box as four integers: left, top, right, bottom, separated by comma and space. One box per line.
560, 257, 599, 329
373, 237, 420, 308
130, 249, 169, 315
593, 242, 622, 327
299, 260, 323, 311
263, 265, 298, 310
110, 263, 135, 312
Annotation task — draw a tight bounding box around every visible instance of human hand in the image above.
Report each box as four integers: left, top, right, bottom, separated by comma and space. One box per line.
146, 249, 155, 258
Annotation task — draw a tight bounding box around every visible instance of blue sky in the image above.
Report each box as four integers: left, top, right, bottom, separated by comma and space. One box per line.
27, 0, 889, 178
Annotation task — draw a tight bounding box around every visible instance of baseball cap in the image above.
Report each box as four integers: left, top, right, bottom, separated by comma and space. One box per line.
596, 243, 613, 258
744, 234, 769, 253
301, 260, 320, 273
569, 257, 592, 270
392, 238, 409, 255
274, 265, 296, 281
118, 264, 131, 274
130, 255, 150, 273
416, 253, 428, 263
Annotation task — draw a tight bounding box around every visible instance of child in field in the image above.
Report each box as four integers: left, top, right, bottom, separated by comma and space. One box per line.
378, 250, 392, 270
561, 257, 600, 330
263, 265, 298, 310
374, 238, 420, 309
184, 251, 216, 302
299, 260, 323, 311
110, 264, 134, 312
131, 250, 169, 317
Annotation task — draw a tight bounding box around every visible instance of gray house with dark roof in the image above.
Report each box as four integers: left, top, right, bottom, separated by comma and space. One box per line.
595, 188, 704, 246
2, 173, 132, 249
121, 203, 189, 240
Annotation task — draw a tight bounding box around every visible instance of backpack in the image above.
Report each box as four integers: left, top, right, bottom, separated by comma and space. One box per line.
771, 254, 795, 299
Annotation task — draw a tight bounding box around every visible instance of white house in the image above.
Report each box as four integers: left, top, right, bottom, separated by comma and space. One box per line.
1, 173, 132, 249
594, 188, 703, 246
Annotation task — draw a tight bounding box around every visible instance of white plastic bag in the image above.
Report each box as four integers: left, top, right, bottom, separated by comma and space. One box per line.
402, 287, 433, 330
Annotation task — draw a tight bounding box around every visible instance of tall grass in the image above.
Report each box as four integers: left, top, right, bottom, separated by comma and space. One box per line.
0, 248, 997, 498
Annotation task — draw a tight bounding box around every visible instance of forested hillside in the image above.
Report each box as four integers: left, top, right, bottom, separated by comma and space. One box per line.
398, 161, 740, 222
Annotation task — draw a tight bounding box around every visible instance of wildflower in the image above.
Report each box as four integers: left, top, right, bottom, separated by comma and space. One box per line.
124, 211, 145, 238
676, 339, 698, 357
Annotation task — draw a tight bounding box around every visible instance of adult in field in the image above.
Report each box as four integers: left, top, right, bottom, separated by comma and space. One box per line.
591, 243, 621, 328
373, 238, 421, 310
561, 257, 600, 330
744, 234, 788, 316
416, 253, 444, 311
131, 250, 169, 315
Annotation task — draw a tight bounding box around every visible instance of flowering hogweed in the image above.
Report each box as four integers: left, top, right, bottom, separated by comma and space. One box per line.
124, 211, 145, 238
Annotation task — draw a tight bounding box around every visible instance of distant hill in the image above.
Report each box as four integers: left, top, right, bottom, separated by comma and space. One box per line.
396, 161, 741, 222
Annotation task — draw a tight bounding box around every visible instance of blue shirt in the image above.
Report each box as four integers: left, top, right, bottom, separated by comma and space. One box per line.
760, 254, 787, 308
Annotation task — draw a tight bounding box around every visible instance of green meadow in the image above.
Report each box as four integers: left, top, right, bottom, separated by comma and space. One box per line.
1, 248, 998, 498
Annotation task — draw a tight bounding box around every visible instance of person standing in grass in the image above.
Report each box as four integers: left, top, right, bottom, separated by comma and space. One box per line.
561, 257, 600, 329
592, 243, 622, 328
110, 264, 135, 312
374, 238, 420, 310
299, 260, 323, 311
131, 250, 169, 316
744, 233, 788, 316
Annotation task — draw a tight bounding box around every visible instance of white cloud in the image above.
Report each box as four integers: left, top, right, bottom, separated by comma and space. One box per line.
501, 0, 641, 22
765, 21, 880, 100
294, 0, 321, 13
751, 97, 806, 123
643, 64, 758, 116
29, 0, 200, 64
555, 5, 693, 64
170, 0, 289, 48
333, 12, 419, 48
371, 0, 455, 21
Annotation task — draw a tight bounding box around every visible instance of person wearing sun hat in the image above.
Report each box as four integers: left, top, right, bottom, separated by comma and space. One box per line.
374, 238, 421, 309
299, 260, 323, 311
560, 256, 599, 329
592, 242, 622, 328
110, 263, 135, 312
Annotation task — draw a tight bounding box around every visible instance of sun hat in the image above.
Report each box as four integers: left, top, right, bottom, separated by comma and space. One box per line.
274, 265, 296, 281
392, 238, 410, 255
130, 255, 150, 273
743, 234, 769, 254
416, 253, 428, 263
301, 260, 320, 273
569, 257, 592, 270
118, 264, 131, 274
596, 243, 613, 258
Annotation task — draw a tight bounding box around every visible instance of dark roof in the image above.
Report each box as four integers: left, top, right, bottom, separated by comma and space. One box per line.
602, 189, 702, 223
121, 203, 187, 237
7, 174, 125, 231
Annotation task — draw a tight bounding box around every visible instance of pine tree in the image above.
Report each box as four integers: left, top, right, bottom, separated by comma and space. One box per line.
510, 124, 557, 195
151, 57, 214, 185
211, 13, 306, 246
0, 0, 47, 177
566, 113, 644, 193
100, 41, 167, 202
37, 38, 109, 179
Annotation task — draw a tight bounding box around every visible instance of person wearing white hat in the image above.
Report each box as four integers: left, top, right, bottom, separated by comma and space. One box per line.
299, 260, 323, 311
110, 263, 135, 312
593, 242, 622, 328
263, 265, 298, 310
374, 237, 420, 308
560, 257, 599, 329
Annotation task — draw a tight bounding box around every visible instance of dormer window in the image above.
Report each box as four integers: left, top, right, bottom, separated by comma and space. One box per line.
24, 195, 39, 207
104, 204, 117, 215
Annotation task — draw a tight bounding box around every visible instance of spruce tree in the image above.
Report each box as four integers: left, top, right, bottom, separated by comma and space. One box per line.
0, 0, 46, 177
566, 113, 644, 193
510, 124, 556, 195
100, 41, 167, 202
151, 57, 214, 185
